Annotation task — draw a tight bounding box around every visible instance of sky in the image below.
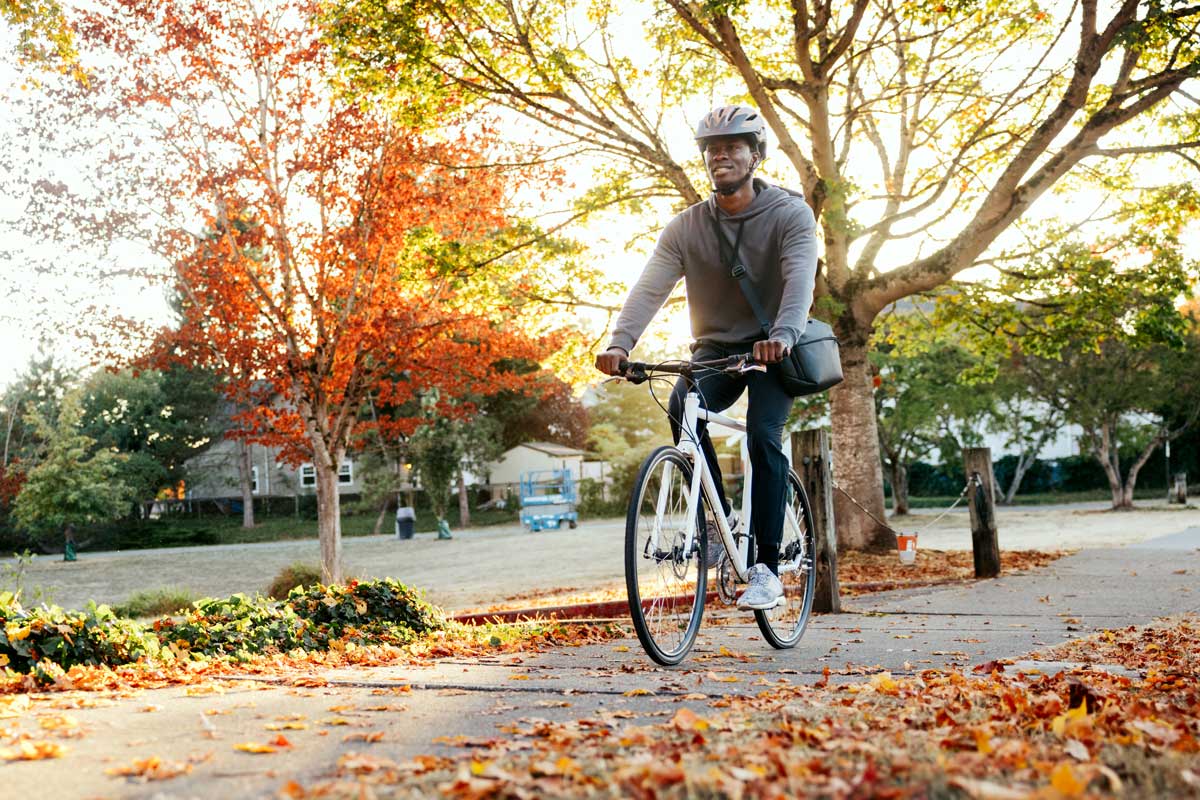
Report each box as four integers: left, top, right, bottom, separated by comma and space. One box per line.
2, 9, 1198, 393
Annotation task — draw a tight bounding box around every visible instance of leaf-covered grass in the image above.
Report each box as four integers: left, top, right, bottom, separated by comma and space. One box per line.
112, 587, 199, 618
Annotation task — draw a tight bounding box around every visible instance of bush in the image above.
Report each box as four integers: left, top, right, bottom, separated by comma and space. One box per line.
287, 578, 444, 645
0, 591, 160, 673
266, 562, 323, 600
114, 587, 199, 618
154, 593, 306, 661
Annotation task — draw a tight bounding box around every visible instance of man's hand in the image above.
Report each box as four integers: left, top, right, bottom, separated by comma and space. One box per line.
753, 339, 790, 364
595, 347, 629, 376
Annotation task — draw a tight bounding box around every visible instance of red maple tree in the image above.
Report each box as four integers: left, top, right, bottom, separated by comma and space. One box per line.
68, 0, 566, 580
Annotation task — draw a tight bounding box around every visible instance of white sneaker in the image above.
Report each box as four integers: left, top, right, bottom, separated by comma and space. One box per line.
737, 563, 783, 610
704, 509, 739, 569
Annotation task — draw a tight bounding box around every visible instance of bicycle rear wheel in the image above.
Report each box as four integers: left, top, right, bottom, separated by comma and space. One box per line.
625, 446, 709, 665
754, 470, 816, 648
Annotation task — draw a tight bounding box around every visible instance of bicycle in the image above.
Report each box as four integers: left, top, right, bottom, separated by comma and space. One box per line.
616, 355, 817, 665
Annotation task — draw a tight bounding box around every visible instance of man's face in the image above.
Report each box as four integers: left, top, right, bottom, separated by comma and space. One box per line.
703, 135, 757, 192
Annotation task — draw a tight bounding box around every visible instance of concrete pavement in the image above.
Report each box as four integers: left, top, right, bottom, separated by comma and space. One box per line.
2, 526, 1197, 799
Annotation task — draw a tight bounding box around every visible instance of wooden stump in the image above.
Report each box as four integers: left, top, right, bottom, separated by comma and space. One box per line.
1169, 472, 1188, 505
963, 447, 1001, 579
791, 429, 841, 613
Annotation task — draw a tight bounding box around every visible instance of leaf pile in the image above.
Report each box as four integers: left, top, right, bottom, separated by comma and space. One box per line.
1, 578, 446, 679
291, 616, 1200, 799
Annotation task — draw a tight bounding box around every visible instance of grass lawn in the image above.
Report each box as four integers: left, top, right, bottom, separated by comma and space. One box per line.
74, 506, 523, 551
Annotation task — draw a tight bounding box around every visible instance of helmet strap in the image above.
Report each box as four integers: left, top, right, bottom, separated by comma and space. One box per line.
714, 157, 758, 196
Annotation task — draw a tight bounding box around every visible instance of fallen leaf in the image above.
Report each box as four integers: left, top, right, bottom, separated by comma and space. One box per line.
0, 741, 66, 761
1049, 762, 1087, 797
234, 742, 278, 754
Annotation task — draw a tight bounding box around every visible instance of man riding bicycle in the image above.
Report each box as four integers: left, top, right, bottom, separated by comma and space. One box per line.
595, 104, 818, 611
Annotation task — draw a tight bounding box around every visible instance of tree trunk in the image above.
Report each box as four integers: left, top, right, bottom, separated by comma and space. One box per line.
457, 472, 471, 528
372, 497, 389, 535
1121, 435, 1162, 509
236, 440, 255, 528
829, 340, 893, 552
1003, 451, 1035, 505
888, 460, 909, 516
314, 457, 343, 583
1091, 423, 1128, 510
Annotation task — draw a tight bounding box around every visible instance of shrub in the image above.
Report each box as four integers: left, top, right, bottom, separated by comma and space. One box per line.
266, 562, 324, 600
113, 587, 200, 618
156, 593, 305, 662
288, 578, 445, 643
0, 591, 160, 673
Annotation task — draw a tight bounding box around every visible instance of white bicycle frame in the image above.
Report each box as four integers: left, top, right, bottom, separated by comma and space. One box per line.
650, 388, 807, 584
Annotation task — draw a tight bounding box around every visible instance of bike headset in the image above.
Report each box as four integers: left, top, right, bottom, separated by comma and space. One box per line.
695, 104, 768, 197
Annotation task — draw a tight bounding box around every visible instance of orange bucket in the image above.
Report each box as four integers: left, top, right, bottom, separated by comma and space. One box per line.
896, 532, 918, 565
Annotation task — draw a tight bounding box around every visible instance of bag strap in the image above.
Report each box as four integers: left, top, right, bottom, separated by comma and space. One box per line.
710, 213, 771, 338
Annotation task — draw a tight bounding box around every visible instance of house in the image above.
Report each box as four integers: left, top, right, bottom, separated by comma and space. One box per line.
481, 441, 607, 498
183, 437, 376, 503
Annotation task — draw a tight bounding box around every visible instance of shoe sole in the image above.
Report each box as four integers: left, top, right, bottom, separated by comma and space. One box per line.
737, 596, 783, 611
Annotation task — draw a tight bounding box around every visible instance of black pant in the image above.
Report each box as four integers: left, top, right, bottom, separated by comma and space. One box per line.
668, 341, 794, 574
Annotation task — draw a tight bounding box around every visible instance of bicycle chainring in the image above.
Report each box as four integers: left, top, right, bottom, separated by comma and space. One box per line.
716, 556, 736, 605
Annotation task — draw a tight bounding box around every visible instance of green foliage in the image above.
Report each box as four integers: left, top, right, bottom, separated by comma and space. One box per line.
287, 578, 445, 644
11, 391, 133, 538
77, 367, 222, 506
586, 380, 674, 506
266, 562, 324, 600
113, 587, 199, 619
0, 591, 161, 673
0, 0, 84, 80
157, 593, 305, 662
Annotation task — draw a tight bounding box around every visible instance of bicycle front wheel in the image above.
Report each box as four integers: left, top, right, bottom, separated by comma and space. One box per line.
754, 470, 816, 648
625, 446, 709, 665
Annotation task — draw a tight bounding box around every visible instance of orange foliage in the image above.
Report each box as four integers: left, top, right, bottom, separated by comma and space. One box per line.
73, 0, 567, 574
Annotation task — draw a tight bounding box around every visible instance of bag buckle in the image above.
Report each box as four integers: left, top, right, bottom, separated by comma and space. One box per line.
731, 263, 747, 279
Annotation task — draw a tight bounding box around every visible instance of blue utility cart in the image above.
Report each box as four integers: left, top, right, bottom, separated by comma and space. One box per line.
518, 469, 579, 532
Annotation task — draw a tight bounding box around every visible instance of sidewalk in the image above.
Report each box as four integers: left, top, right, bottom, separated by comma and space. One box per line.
3, 523, 1197, 799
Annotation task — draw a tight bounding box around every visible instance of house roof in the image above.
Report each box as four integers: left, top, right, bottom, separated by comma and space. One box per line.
517, 441, 589, 458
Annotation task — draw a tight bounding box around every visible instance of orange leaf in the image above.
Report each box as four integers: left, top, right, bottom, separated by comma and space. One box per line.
234, 742, 278, 754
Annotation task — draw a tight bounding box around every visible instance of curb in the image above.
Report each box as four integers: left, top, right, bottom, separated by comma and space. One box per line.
451, 578, 979, 625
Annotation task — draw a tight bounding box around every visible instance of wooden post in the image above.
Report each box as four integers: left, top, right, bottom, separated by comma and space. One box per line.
791, 429, 841, 613
1169, 472, 1187, 505
963, 447, 1001, 579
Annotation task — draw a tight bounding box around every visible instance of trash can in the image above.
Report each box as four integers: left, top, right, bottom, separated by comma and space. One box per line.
395, 507, 416, 540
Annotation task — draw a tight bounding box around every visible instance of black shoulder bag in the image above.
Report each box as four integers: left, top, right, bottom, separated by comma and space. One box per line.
710, 214, 843, 397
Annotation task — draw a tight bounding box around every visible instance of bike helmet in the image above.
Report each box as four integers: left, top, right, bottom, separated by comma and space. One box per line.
695, 104, 768, 157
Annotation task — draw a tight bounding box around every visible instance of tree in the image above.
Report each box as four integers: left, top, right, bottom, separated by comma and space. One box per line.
586, 380, 675, 504
11, 391, 132, 544
22, 0, 563, 581
986, 362, 1065, 504
326, 0, 1200, 550
77, 367, 221, 518
408, 393, 467, 530
935, 232, 1200, 509
872, 313, 992, 514
1016, 336, 1200, 508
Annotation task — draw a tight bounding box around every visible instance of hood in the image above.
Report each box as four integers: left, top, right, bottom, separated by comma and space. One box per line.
707, 178, 805, 222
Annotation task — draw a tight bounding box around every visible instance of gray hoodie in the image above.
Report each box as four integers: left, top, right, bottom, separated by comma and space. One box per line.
607, 179, 818, 354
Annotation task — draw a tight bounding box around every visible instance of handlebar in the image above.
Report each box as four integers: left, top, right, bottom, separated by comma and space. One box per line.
618, 355, 765, 384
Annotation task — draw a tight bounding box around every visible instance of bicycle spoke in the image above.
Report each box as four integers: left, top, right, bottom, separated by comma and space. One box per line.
626, 447, 706, 664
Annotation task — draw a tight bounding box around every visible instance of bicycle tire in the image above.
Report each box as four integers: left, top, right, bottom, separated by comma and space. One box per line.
754, 469, 816, 649
624, 446, 709, 665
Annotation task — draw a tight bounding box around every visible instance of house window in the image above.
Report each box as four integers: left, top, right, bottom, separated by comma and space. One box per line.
299, 461, 352, 487
251, 466, 259, 495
